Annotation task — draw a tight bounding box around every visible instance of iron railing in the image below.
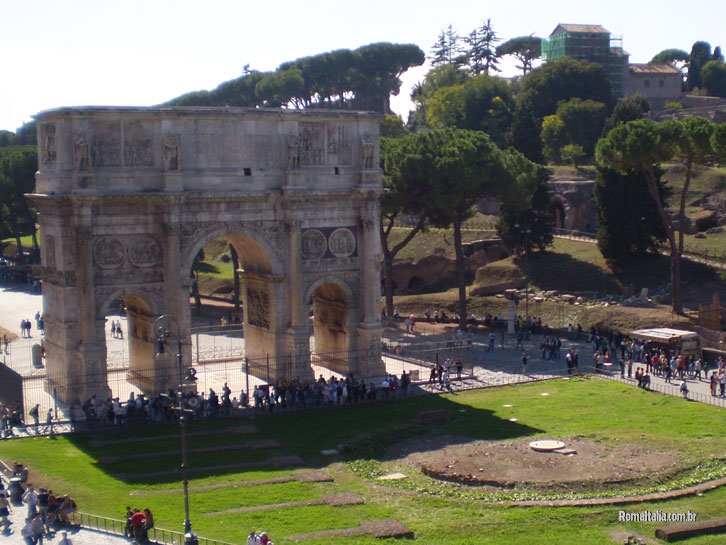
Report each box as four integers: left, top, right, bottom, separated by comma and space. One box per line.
70, 512, 237, 545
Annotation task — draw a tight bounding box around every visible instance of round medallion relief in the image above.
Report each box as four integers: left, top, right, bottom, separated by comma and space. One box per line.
328, 228, 356, 257
128, 236, 161, 267
301, 229, 327, 259
93, 236, 125, 269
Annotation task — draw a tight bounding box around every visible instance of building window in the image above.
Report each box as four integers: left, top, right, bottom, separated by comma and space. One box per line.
644, 79, 650, 87
659, 80, 665, 87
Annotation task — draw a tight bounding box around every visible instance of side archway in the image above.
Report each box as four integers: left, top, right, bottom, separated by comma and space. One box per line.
97, 288, 166, 394
305, 276, 356, 373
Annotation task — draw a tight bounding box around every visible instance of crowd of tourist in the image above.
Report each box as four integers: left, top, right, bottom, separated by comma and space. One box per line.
67, 368, 422, 430
0, 461, 78, 543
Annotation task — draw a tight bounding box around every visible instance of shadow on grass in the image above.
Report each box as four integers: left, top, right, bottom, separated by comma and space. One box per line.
65, 394, 542, 486
520, 249, 721, 296
516, 251, 620, 294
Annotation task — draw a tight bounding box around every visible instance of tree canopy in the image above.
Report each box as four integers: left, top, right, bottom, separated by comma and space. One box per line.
0, 145, 39, 259
702, 60, 726, 97
426, 73, 514, 147
509, 56, 614, 161
596, 118, 717, 314
462, 19, 500, 75
166, 42, 425, 114
686, 41, 713, 91
497, 36, 543, 75
594, 166, 668, 263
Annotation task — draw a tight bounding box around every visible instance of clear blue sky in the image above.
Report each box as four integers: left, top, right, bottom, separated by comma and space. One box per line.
2, 0, 724, 132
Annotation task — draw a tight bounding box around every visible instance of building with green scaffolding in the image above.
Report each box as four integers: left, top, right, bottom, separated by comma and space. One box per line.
541, 24, 628, 97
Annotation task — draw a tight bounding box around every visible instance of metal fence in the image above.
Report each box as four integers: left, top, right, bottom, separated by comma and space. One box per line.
70, 512, 236, 545
600, 371, 726, 409
15, 345, 404, 424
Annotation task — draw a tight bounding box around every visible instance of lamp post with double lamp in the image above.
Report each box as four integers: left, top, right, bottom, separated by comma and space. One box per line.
154, 315, 198, 545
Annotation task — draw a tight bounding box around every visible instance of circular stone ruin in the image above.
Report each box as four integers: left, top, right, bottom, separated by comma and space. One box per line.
396, 436, 683, 489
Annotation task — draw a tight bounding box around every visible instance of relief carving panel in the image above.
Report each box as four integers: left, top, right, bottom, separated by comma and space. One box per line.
300, 122, 324, 166
41, 123, 57, 165
124, 121, 153, 167
45, 235, 56, 269
247, 286, 270, 329
93, 236, 125, 269
301, 229, 326, 259
74, 132, 91, 171
128, 236, 161, 267
327, 125, 351, 165
328, 228, 356, 257
92, 122, 121, 167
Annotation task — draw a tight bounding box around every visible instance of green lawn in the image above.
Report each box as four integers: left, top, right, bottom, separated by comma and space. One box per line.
2, 378, 726, 544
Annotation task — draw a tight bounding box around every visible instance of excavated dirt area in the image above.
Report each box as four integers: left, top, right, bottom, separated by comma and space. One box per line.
392, 435, 684, 492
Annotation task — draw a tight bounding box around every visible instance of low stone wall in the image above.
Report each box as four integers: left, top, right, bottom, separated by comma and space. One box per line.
391, 239, 507, 294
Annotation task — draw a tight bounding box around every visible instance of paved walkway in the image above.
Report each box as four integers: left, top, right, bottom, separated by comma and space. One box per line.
2, 282, 724, 429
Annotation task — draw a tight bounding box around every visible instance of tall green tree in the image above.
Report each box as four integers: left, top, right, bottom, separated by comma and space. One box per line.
596, 118, 715, 314
594, 166, 668, 263
509, 57, 614, 161
497, 161, 553, 253
702, 60, 726, 97
650, 48, 689, 86
686, 41, 712, 91
0, 145, 39, 261
496, 36, 542, 75
540, 115, 567, 163
426, 74, 514, 147
463, 19, 500, 75
603, 93, 650, 133
430, 25, 463, 67
422, 129, 537, 329
408, 64, 469, 131
348, 43, 425, 113
539, 98, 608, 162
713, 123, 726, 158
555, 98, 608, 157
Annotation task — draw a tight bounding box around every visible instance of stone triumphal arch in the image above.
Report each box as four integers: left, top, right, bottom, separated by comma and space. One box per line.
32, 107, 385, 403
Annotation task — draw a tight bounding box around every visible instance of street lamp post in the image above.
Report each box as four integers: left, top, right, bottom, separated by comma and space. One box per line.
154, 315, 198, 545
514, 213, 531, 327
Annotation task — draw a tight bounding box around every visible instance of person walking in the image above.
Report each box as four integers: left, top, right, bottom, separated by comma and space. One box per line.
21, 516, 34, 545
30, 512, 45, 544
0, 490, 12, 532
522, 351, 529, 375
29, 404, 40, 429
22, 484, 38, 517
44, 408, 54, 435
